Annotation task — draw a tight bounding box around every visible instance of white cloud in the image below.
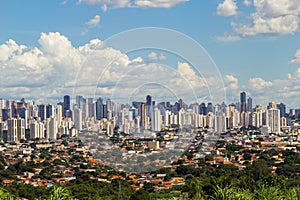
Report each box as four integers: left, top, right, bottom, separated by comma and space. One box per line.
77, 0, 187, 9
225, 75, 239, 89
3, 32, 300, 107
134, 0, 188, 8
215, 33, 241, 42
244, 0, 252, 6
77, 0, 131, 8
289, 49, 300, 65
234, 14, 299, 37
147, 52, 166, 62
233, 0, 300, 36
216, 0, 238, 17
248, 77, 272, 90
0, 32, 219, 104
85, 15, 101, 27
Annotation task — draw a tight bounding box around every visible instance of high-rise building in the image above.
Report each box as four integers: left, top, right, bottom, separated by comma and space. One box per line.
146, 95, 152, 117
87, 98, 95, 118
73, 108, 82, 130
56, 104, 62, 129
46, 117, 57, 140
38, 104, 46, 121
30, 121, 45, 139
247, 97, 252, 112
0, 122, 4, 142
277, 103, 286, 117
96, 97, 104, 120
240, 92, 246, 112
151, 107, 162, 132
140, 103, 147, 129
7, 118, 25, 142
146, 95, 152, 106
106, 99, 112, 120
214, 111, 226, 133
199, 103, 207, 115
2, 108, 10, 121
63, 95, 70, 117
266, 108, 280, 133
207, 102, 213, 113
76, 95, 83, 108
46, 104, 54, 118
268, 102, 277, 109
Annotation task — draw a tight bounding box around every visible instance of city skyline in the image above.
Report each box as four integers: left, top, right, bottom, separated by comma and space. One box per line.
2, 1, 300, 107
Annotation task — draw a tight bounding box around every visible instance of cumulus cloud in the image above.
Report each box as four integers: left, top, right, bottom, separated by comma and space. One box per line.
216, 0, 238, 17
134, 0, 188, 8
233, 0, 300, 36
248, 77, 272, 90
85, 15, 101, 27
0, 32, 222, 104
225, 75, 239, 89
77, 0, 188, 9
3, 32, 300, 107
147, 52, 166, 62
289, 49, 300, 65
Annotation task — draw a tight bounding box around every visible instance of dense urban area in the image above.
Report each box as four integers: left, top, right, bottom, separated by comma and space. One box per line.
0, 92, 299, 199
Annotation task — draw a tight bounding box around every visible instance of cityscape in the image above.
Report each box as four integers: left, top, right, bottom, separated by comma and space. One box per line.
0, 91, 299, 198
2, 0, 300, 199
0, 92, 295, 143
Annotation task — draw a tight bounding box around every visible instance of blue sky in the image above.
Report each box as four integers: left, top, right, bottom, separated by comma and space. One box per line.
1, 0, 300, 108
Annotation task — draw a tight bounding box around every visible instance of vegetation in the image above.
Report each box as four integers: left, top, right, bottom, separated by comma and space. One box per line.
0, 148, 299, 199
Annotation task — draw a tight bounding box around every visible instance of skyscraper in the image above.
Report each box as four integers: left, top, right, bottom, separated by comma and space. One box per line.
38, 104, 46, 121
73, 107, 82, 130
63, 95, 70, 117
146, 95, 152, 106
46, 117, 57, 140
240, 92, 246, 112
277, 103, 286, 117
7, 118, 25, 142
88, 98, 95, 118
199, 103, 207, 115
146, 95, 152, 117
140, 103, 147, 129
247, 97, 252, 112
56, 104, 62, 130
151, 107, 162, 132
267, 108, 280, 133
96, 97, 104, 120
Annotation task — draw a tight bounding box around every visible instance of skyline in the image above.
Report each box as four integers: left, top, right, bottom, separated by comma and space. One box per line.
1, 1, 300, 107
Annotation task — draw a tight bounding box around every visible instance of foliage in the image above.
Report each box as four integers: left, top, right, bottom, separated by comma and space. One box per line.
0, 187, 14, 200
49, 186, 76, 200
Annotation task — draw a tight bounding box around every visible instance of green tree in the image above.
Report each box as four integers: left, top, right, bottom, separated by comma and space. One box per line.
254, 185, 283, 200
49, 186, 76, 200
248, 159, 271, 181
0, 187, 14, 200
130, 189, 150, 200
143, 182, 154, 193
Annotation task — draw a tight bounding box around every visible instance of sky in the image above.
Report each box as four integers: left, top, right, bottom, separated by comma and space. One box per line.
1, 0, 300, 108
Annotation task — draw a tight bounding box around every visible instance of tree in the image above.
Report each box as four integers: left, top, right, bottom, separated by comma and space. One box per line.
243, 152, 252, 161
254, 185, 283, 200
143, 182, 154, 193
248, 159, 271, 181
49, 186, 76, 200
0, 187, 14, 200
130, 189, 151, 200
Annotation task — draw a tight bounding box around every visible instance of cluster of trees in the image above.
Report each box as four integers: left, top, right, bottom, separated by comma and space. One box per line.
0, 149, 299, 199
182, 175, 300, 200
1, 175, 300, 199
